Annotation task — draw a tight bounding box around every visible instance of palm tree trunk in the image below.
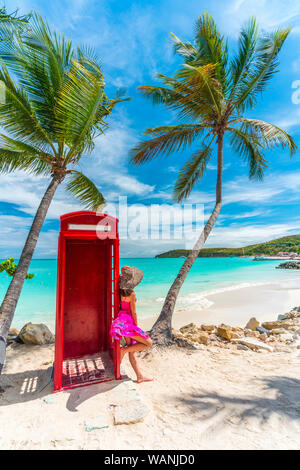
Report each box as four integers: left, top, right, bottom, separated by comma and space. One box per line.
150, 133, 224, 345
0, 174, 62, 374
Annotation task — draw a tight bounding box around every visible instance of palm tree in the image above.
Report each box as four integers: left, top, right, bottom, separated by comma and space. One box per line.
0, 14, 126, 373
131, 14, 296, 345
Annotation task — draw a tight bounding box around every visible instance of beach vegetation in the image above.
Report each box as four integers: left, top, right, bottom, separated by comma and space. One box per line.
156, 235, 300, 257
0, 257, 33, 278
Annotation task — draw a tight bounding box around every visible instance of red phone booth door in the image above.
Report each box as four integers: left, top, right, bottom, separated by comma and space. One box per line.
59, 238, 116, 390
63, 239, 109, 359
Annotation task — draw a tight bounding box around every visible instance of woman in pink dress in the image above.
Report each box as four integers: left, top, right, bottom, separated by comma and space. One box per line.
110, 266, 153, 383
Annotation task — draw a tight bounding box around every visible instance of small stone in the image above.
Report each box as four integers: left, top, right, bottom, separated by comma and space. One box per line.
237, 344, 250, 351
220, 323, 232, 330
244, 329, 260, 338
232, 337, 273, 352
196, 332, 209, 345
271, 328, 287, 335
245, 317, 259, 331
201, 324, 215, 332
43, 395, 56, 405
84, 414, 109, 431
113, 400, 149, 425
7, 328, 19, 337
259, 333, 268, 341
174, 336, 198, 350
217, 326, 232, 340
186, 332, 209, 345
262, 319, 300, 330
256, 326, 270, 335
231, 331, 242, 339
18, 322, 54, 345
179, 323, 197, 334
277, 314, 286, 321
172, 330, 184, 338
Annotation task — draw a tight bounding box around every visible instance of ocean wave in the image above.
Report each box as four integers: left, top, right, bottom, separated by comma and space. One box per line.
155, 280, 275, 312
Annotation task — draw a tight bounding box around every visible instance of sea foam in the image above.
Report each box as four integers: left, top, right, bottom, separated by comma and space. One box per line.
155, 280, 275, 312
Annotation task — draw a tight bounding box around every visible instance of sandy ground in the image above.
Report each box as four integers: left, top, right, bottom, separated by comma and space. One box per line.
140, 280, 300, 331
1, 338, 300, 450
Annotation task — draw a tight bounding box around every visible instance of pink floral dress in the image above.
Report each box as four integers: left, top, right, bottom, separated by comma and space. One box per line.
110, 298, 150, 343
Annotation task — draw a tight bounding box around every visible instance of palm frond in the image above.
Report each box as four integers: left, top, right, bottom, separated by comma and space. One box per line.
176, 63, 223, 117
1, 13, 73, 138
56, 56, 110, 161
0, 63, 56, 153
0, 133, 53, 161
131, 124, 205, 165
138, 68, 220, 122
229, 127, 268, 180
232, 27, 291, 112
0, 148, 51, 174
173, 144, 213, 201
0, 6, 29, 50
171, 32, 198, 61
138, 84, 182, 107
229, 17, 258, 99
66, 170, 105, 210
194, 12, 228, 92
233, 117, 297, 155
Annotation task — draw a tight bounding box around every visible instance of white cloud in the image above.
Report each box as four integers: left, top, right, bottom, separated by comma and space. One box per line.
220, 170, 300, 207
220, 0, 300, 36
0, 172, 79, 218
80, 111, 155, 197
207, 162, 231, 171
218, 209, 273, 222
0, 214, 59, 258
206, 222, 300, 248
274, 105, 300, 131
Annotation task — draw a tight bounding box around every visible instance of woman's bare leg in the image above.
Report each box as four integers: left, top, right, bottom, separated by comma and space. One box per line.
124, 338, 143, 379
121, 336, 153, 382
120, 337, 149, 362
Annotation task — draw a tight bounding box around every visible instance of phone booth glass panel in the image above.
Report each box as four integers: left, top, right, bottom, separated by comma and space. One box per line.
54, 211, 121, 392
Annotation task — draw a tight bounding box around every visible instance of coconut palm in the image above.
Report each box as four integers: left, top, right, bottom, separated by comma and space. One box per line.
131, 14, 296, 345
0, 14, 126, 373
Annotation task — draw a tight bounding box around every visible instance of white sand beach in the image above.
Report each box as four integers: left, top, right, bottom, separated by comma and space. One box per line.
1, 280, 300, 452
141, 280, 300, 330
0, 341, 299, 450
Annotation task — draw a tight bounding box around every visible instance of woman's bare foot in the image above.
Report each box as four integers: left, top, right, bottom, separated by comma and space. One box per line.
136, 376, 153, 383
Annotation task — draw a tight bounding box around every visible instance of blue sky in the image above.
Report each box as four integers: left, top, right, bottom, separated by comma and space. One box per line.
1, 0, 300, 257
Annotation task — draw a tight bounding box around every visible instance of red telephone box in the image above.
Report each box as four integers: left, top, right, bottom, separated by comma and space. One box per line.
54, 211, 121, 392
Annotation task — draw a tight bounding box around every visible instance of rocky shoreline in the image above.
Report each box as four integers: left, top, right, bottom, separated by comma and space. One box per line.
276, 261, 300, 269
173, 306, 300, 353
7, 306, 300, 354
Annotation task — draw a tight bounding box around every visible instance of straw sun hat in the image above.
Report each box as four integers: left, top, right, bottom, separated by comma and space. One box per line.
119, 266, 144, 290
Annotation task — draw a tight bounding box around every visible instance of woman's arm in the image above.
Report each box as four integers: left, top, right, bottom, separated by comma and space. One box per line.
130, 292, 137, 325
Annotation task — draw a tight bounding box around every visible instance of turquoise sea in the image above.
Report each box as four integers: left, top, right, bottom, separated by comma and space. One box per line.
1, 257, 300, 331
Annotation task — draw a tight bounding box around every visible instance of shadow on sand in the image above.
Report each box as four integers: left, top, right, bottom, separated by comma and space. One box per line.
175, 376, 300, 424
0, 364, 130, 411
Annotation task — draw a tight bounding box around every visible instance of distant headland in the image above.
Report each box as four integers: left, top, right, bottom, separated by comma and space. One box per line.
155, 235, 300, 258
